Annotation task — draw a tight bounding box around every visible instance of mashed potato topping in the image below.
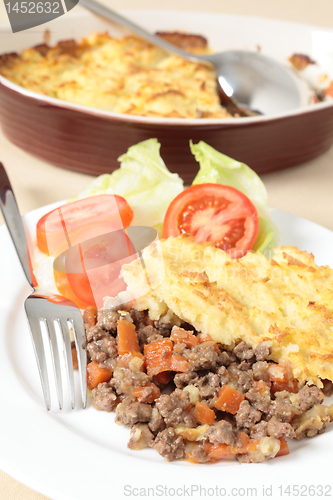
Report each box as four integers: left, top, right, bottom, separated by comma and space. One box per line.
0, 32, 232, 119
120, 235, 333, 388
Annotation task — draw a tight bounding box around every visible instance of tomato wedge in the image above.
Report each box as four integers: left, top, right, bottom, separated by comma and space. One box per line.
163, 183, 259, 258
36, 194, 133, 255
36, 194, 134, 308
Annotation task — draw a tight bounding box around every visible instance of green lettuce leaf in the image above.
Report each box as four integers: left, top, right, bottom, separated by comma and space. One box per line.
191, 140, 279, 255
73, 139, 184, 233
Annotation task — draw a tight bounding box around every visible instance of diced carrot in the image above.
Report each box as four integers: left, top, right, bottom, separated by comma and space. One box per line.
197, 333, 214, 343
155, 371, 173, 385
276, 436, 290, 457
251, 380, 268, 394
196, 333, 220, 354
170, 327, 199, 347
170, 354, 188, 373
71, 347, 78, 370
83, 306, 97, 327
194, 401, 215, 425
187, 451, 200, 464
214, 385, 245, 414
117, 351, 145, 370
144, 338, 173, 377
268, 364, 298, 394
87, 361, 112, 390
205, 432, 257, 461
117, 319, 140, 355
132, 383, 161, 403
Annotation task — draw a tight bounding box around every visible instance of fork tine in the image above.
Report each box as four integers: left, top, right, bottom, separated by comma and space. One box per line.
69, 316, 87, 409
24, 313, 51, 411
44, 318, 63, 410
58, 318, 75, 409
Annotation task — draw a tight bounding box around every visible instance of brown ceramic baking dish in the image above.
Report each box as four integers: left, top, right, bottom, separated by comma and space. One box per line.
0, 9, 333, 183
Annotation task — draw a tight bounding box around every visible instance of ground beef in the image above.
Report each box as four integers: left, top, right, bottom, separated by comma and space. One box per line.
128, 424, 154, 450
174, 370, 198, 389
228, 364, 253, 392
204, 420, 236, 445
184, 343, 220, 371
148, 408, 165, 434
267, 417, 295, 439
266, 400, 298, 422
86, 324, 108, 343
137, 324, 164, 345
233, 341, 255, 361
291, 385, 324, 412
245, 382, 271, 406
83, 305, 333, 465
292, 404, 333, 439
87, 335, 117, 363
115, 401, 153, 427
250, 421, 269, 439
155, 389, 196, 428
194, 372, 220, 400
150, 428, 186, 461
236, 400, 262, 428
97, 308, 122, 331
252, 361, 271, 384
111, 368, 150, 397
91, 382, 117, 412
190, 444, 210, 463
254, 344, 271, 361
219, 350, 237, 367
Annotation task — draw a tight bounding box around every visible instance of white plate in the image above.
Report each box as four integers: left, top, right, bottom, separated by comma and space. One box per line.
0, 203, 333, 500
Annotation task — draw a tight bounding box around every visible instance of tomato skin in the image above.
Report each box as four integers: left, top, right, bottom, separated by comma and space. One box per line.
163, 183, 259, 258
36, 195, 133, 255
36, 194, 134, 308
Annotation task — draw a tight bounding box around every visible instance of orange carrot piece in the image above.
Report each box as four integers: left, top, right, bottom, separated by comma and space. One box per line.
251, 380, 268, 394
268, 364, 298, 394
117, 351, 145, 369
170, 354, 188, 373
214, 385, 245, 414
83, 306, 97, 327
71, 347, 78, 370
170, 327, 199, 347
155, 371, 173, 385
132, 383, 161, 403
117, 320, 140, 355
205, 432, 256, 461
187, 451, 200, 464
276, 436, 290, 457
194, 401, 215, 425
87, 361, 112, 390
144, 338, 173, 377
197, 333, 214, 343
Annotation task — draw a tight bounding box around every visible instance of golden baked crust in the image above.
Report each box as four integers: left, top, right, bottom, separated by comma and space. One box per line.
0, 32, 231, 119
121, 235, 333, 387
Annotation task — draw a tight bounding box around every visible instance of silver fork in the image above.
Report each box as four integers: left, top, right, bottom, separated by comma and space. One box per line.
0, 163, 87, 410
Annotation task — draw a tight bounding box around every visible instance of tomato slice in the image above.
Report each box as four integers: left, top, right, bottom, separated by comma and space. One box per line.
65, 230, 137, 308
163, 183, 259, 258
36, 195, 133, 255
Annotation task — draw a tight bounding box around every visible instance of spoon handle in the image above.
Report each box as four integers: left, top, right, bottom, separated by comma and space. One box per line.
79, 0, 201, 62
0, 163, 35, 290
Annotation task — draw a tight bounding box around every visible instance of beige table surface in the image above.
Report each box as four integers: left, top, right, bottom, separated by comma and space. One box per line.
0, 1, 333, 499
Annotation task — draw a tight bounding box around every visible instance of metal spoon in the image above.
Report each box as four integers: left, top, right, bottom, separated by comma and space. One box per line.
79, 0, 304, 116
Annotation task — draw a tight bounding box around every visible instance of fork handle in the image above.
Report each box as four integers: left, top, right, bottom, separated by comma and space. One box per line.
0, 163, 34, 291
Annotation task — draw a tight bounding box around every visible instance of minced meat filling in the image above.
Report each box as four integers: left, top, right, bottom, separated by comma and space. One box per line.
83, 307, 333, 463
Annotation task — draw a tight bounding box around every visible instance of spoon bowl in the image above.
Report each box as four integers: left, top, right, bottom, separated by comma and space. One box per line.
79, 0, 305, 116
